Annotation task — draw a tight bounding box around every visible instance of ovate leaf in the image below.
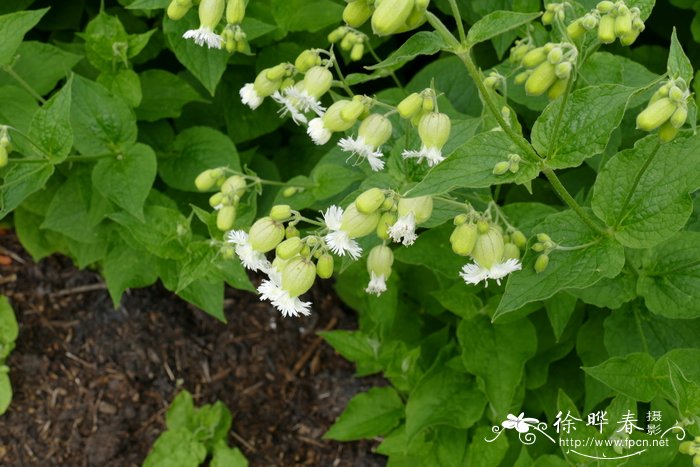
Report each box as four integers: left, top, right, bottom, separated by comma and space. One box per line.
324, 387, 404, 441
0, 8, 48, 65
0, 162, 54, 220
668, 27, 693, 83
583, 353, 658, 402
28, 77, 73, 163
466, 11, 541, 45
137, 69, 204, 121
367, 32, 445, 71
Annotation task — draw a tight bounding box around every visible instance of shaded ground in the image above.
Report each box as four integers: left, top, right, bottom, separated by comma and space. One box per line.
0, 230, 385, 466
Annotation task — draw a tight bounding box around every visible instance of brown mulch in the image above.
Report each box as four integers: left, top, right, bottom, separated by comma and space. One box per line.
0, 231, 386, 466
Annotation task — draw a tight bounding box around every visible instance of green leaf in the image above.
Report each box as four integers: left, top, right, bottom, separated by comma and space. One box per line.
41, 174, 105, 243
93, 143, 156, 219
0, 162, 54, 220
211, 444, 248, 467
457, 315, 537, 416
0, 41, 81, 95
583, 352, 658, 402
532, 84, 636, 169
166, 391, 197, 431
159, 127, 240, 191
71, 75, 137, 155
127, 0, 169, 9
496, 210, 624, 318
177, 279, 225, 321
0, 371, 11, 415
405, 362, 487, 440
143, 429, 207, 467
82, 11, 129, 72
466, 426, 509, 467
28, 77, 73, 163
393, 224, 465, 277
162, 14, 229, 95
544, 292, 577, 342
638, 231, 700, 319
270, 0, 344, 33
592, 135, 699, 248
367, 32, 446, 71
653, 349, 700, 417
568, 272, 637, 310
0, 295, 18, 346
407, 131, 540, 197
102, 245, 159, 305
668, 27, 693, 83
466, 10, 541, 45
324, 386, 404, 441
0, 85, 39, 132
320, 330, 382, 376
96, 69, 142, 108
194, 401, 232, 448
0, 8, 48, 65
136, 69, 204, 121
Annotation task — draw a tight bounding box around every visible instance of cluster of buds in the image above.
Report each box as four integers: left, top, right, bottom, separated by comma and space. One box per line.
531, 233, 555, 273
492, 153, 521, 175
450, 217, 523, 287
514, 42, 577, 100
679, 437, 700, 467
308, 95, 372, 145
328, 26, 368, 61
370, 0, 430, 37
541, 2, 567, 26
169, 0, 249, 51
568, 1, 644, 45
0, 127, 11, 168
397, 90, 452, 166
636, 79, 691, 142
195, 168, 248, 231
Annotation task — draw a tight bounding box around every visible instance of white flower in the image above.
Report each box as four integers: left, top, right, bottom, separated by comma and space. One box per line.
307, 118, 332, 145
388, 212, 417, 246
402, 146, 445, 167
272, 88, 325, 125
502, 413, 539, 433
459, 258, 521, 287
258, 268, 311, 317
322, 205, 362, 259
182, 26, 223, 49
338, 136, 385, 171
365, 271, 387, 296
226, 230, 270, 272
271, 90, 308, 124
240, 83, 263, 110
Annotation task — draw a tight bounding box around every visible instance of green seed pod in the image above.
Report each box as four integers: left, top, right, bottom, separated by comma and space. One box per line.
316, 253, 334, 279
450, 223, 478, 256
636, 97, 677, 132
226, 0, 246, 24
249, 217, 285, 252
341, 203, 381, 238
525, 61, 557, 96
471, 227, 505, 269
371, 0, 415, 36
534, 254, 549, 273
503, 242, 521, 260
270, 204, 292, 221
658, 121, 679, 142
567, 19, 587, 39
285, 225, 300, 238
281, 257, 317, 297
221, 175, 246, 197
195, 168, 225, 192
0, 145, 7, 168
670, 105, 688, 129
216, 205, 236, 231
343, 0, 373, 28
547, 78, 569, 100
356, 188, 386, 214
511, 230, 527, 249
367, 245, 393, 278
377, 211, 397, 239
492, 161, 510, 175
276, 237, 303, 260
598, 14, 616, 44
397, 196, 433, 224
521, 47, 548, 68
397, 92, 423, 119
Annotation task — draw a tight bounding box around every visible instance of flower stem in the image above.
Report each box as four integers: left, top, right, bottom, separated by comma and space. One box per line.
330, 49, 354, 97
446, 0, 467, 44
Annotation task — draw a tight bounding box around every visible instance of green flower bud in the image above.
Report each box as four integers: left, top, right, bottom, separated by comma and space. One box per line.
350, 43, 365, 61
521, 47, 548, 68
276, 237, 303, 260
453, 214, 469, 225
367, 245, 393, 278
343, 0, 372, 28
510, 230, 526, 249
680, 441, 695, 455
340, 99, 366, 122
422, 96, 435, 112
226, 0, 246, 24
328, 26, 348, 43
418, 112, 451, 150
636, 97, 677, 132
358, 114, 393, 148
567, 19, 587, 39
484, 76, 499, 89
450, 223, 478, 256
614, 6, 632, 38
302, 66, 333, 99
525, 61, 557, 96
503, 242, 521, 260
316, 253, 334, 279
294, 50, 321, 73
340, 33, 356, 51
542, 10, 555, 25
167, 0, 193, 20
341, 203, 381, 238
669, 85, 685, 103
534, 254, 550, 273
281, 257, 316, 297
547, 46, 563, 64
596, 1, 614, 13
372, 0, 415, 36
253, 69, 282, 97
509, 41, 531, 64
285, 225, 300, 239
198, 0, 225, 28
377, 211, 397, 239
581, 13, 598, 30
536, 233, 551, 243
398, 196, 433, 224
323, 101, 356, 132
282, 187, 298, 198
555, 61, 572, 80
476, 220, 489, 234
658, 121, 679, 142
270, 204, 292, 221
670, 105, 688, 129
356, 188, 386, 214
471, 227, 505, 269
509, 161, 520, 173
217, 205, 236, 231
618, 28, 639, 45
221, 175, 246, 197
209, 192, 224, 208
195, 168, 225, 192
693, 454, 700, 467
265, 64, 289, 82
493, 161, 510, 175
548, 78, 569, 100
514, 70, 531, 85
531, 242, 545, 252
0, 145, 7, 168
598, 14, 616, 44
249, 217, 285, 252
397, 93, 423, 119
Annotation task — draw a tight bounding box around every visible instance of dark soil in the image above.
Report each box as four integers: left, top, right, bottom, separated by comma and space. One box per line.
0, 230, 386, 466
